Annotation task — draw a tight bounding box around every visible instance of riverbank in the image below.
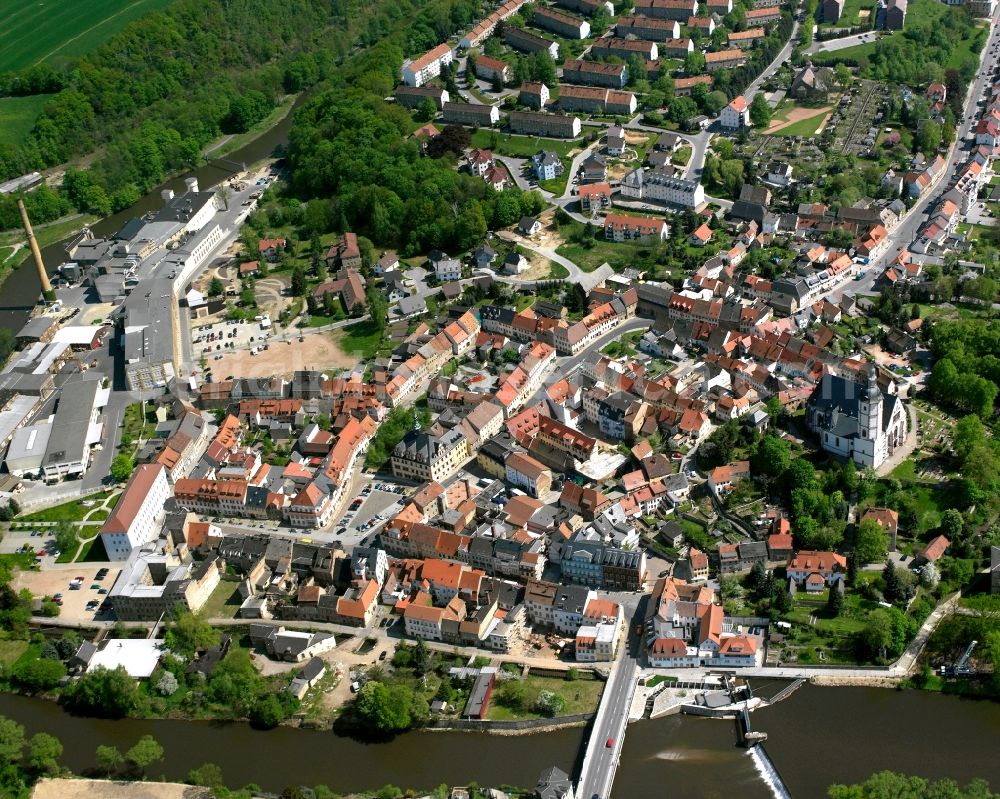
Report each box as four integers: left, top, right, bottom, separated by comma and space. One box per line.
0, 213, 98, 292
203, 94, 299, 161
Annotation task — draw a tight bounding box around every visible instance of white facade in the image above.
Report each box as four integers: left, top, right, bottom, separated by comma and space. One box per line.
100, 465, 171, 561
402, 45, 454, 87
720, 100, 750, 129
620, 168, 705, 208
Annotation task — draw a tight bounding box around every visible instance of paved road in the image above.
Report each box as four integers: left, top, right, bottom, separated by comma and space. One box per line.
743, 20, 801, 104
576, 646, 640, 799
829, 5, 1000, 306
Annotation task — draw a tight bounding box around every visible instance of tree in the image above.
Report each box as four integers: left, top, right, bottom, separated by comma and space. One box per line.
534, 690, 566, 717
750, 94, 772, 128
208, 277, 225, 297
413, 640, 432, 675
684, 51, 705, 75
752, 435, 790, 479
366, 287, 388, 332
26, 733, 62, 776
834, 63, 853, 89
496, 679, 527, 709
830, 771, 998, 799
96, 745, 124, 777
882, 560, 903, 604
67, 666, 142, 718
53, 520, 79, 556
854, 518, 889, 564
164, 607, 219, 657
110, 453, 135, 483
126, 734, 164, 775
860, 608, 894, 661
291, 266, 307, 297
156, 671, 179, 696
189, 762, 225, 789
354, 682, 415, 734
826, 585, 844, 617
11, 657, 66, 693
0, 717, 25, 767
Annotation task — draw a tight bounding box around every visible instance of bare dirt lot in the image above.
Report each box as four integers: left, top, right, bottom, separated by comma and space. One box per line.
33, 779, 211, 799
14, 565, 120, 624
208, 331, 358, 379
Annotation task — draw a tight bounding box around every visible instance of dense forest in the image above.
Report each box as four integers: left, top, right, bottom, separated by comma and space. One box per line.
286, 34, 545, 255
0, 0, 486, 231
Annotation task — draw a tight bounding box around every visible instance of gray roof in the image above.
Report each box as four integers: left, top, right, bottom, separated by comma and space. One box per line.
151, 191, 216, 225
397, 295, 427, 317
118, 277, 176, 368
43, 378, 101, 470
16, 317, 55, 340
808, 373, 900, 438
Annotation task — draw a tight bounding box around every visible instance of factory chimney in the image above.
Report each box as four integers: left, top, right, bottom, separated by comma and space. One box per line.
17, 199, 54, 302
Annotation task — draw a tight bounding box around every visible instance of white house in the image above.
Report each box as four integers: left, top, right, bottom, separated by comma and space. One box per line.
720, 95, 750, 129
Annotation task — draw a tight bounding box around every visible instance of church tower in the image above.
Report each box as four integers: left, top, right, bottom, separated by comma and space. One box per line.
859, 364, 882, 442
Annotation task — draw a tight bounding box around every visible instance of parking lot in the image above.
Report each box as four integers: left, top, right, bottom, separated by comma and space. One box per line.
194, 316, 276, 366
333, 482, 408, 549
13, 565, 120, 624
0, 528, 60, 562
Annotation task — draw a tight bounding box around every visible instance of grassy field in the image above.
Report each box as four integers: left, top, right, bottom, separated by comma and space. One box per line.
0, 95, 51, 147
773, 108, 831, 137
0, 0, 174, 72
21, 491, 118, 523
486, 673, 604, 720
469, 129, 583, 159
200, 581, 243, 620
0, 640, 29, 668
332, 320, 385, 359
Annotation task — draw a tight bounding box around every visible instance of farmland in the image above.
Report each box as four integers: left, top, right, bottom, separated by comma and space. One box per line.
0, 0, 174, 72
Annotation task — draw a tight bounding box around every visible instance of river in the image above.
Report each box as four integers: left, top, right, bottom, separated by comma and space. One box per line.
0, 684, 997, 796
0, 96, 304, 337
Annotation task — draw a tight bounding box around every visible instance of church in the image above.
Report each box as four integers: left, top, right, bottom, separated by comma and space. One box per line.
807, 365, 907, 469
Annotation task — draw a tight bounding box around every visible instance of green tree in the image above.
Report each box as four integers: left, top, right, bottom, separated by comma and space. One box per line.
53, 520, 79, 556
189, 762, 225, 789
413, 640, 432, 675
291, 266, 307, 297
829, 770, 998, 799
11, 657, 66, 693
110, 453, 135, 483
0, 717, 25, 766
366, 287, 388, 332
164, 607, 219, 657
354, 682, 414, 733
95, 744, 124, 777
752, 435, 790, 479
854, 518, 889, 564
67, 666, 142, 718
860, 608, 893, 661
684, 50, 705, 75
126, 734, 164, 775
207, 277, 225, 297
826, 586, 844, 617
750, 94, 772, 128
26, 733, 63, 776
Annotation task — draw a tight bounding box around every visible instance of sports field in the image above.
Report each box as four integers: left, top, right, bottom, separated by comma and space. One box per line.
0, 0, 174, 72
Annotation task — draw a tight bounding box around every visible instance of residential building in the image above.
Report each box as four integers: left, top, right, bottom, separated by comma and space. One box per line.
591, 38, 658, 61
100, 465, 171, 561
395, 84, 450, 110
402, 43, 454, 86
533, 5, 591, 38
562, 60, 628, 88
787, 550, 847, 591
620, 168, 704, 207
508, 111, 581, 138
505, 452, 553, 497
823, 0, 844, 21
110, 550, 222, 621
392, 427, 471, 483
503, 26, 560, 58
532, 150, 563, 180
746, 5, 782, 22
861, 507, 899, 551
633, 0, 699, 20
603, 213, 670, 242
520, 82, 551, 109
728, 27, 766, 46
616, 17, 681, 38
705, 49, 746, 71
474, 55, 511, 83
578, 183, 613, 213
720, 95, 750, 129
442, 101, 500, 127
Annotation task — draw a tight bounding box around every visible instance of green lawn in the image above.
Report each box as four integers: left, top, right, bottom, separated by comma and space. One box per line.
332, 320, 385, 359
469, 129, 583, 159
672, 146, 692, 166
0, 640, 29, 668
200, 581, 243, 620
21, 491, 117, 523
772, 107, 831, 137
555, 219, 668, 273
0, 95, 51, 147
486, 674, 604, 720
0, 0, 175, 71
819, 0, 870, 27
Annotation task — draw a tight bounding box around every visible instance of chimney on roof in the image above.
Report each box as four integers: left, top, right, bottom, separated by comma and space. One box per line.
185, 177, 199, 193
161, 189, 174, 203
